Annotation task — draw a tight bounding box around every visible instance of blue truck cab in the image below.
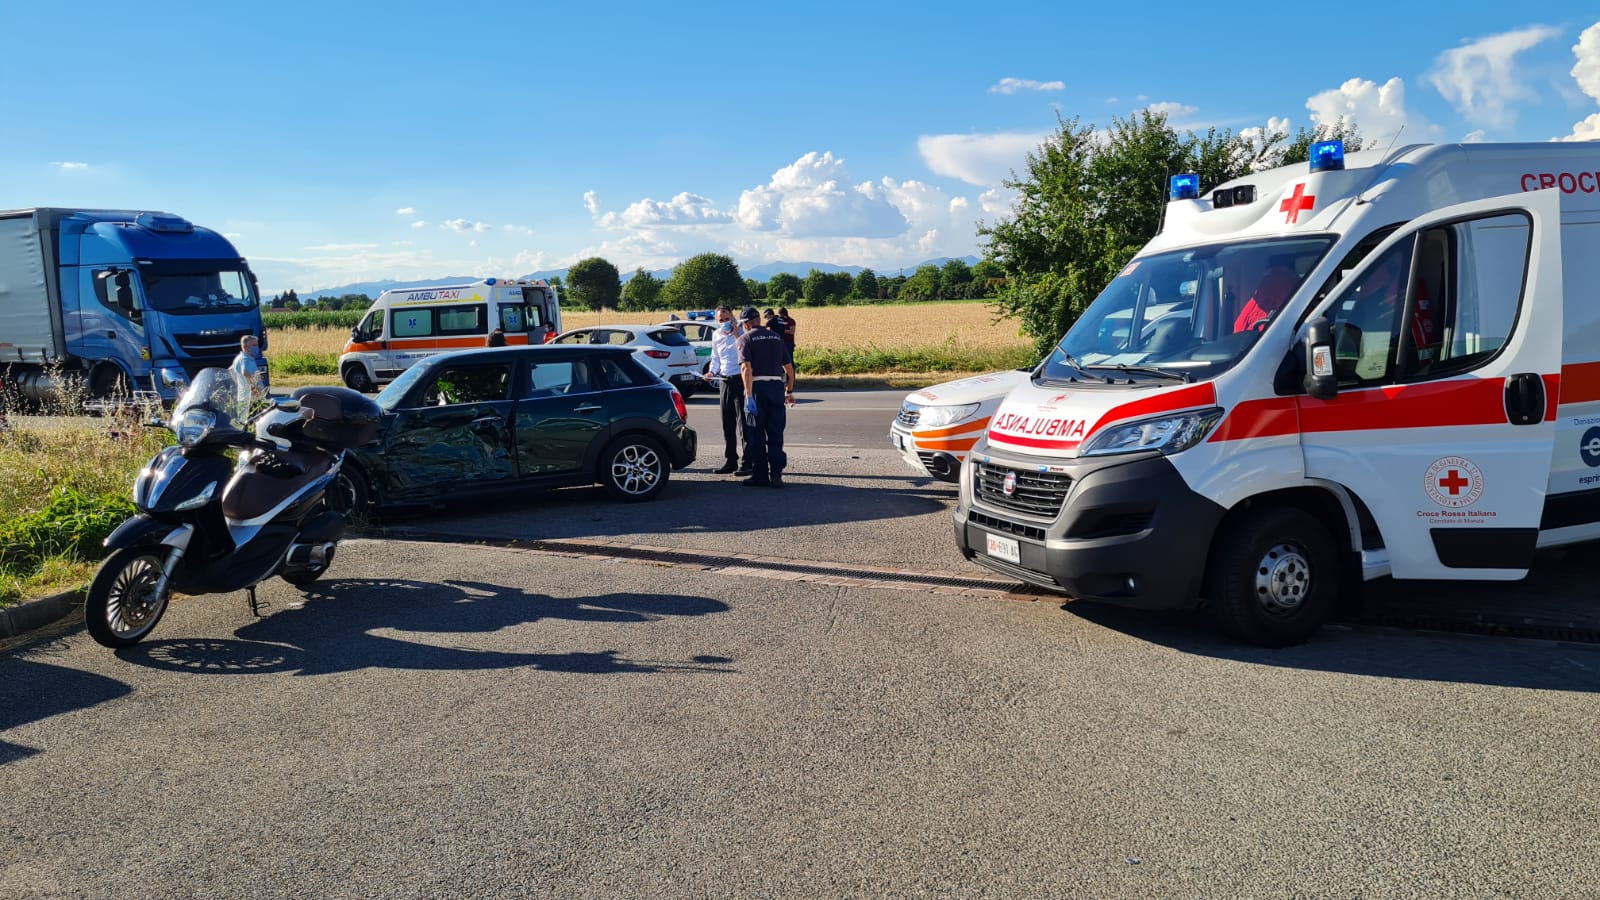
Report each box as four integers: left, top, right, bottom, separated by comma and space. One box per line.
0, 208, 266, 404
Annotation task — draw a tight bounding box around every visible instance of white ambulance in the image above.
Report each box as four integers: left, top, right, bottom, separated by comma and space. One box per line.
890, 369, 1031, 481
338, 278, 561, 391
954, 140, 1600, 646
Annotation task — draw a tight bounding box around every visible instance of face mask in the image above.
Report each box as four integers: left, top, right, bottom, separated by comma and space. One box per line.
720, 321, 733, 333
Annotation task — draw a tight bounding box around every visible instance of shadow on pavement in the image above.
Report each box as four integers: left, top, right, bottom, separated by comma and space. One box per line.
0, 657, 133, 765
115, 577, 735, 678
1061, 599, 1600, 694
378, 477, 950, 540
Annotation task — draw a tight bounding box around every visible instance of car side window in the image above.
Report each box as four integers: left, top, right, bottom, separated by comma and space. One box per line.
526, 361, 576, 398
595, 357, 646, 389
604, 330, 632, 346
649, 328, 691, 347
553, 330, 590, 345
420, 364, 511, 406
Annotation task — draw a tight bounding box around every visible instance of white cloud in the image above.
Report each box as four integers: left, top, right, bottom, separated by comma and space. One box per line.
51, 161, 88, 170
597, 192, 732, 229
989, 77, 1065, 95
1146, 101, 1198, 120
1462, 129, 1487, 142
502, 224, 534, 235
442, 218, 491, 233
1305, 77, 1434, 147
1105, 96, 1119, 104
583, 190, 600, 215
1564, 23, 1600, 141
395, 207, 416, 216
917, 131, 1046, 188
411, 220, 427, 229
735, 152, 908, 238
1427, 25, 1561, 129
305, 242, 380, 252
1563, 113, 1600, 141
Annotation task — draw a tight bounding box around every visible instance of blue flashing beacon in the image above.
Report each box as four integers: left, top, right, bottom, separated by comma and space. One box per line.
1308, 140, 1346, 172
1169, 173, 1201, 201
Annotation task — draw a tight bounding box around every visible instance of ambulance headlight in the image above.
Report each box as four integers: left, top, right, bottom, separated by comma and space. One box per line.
913, 402, 980, 429
1080, 408, 1224, 457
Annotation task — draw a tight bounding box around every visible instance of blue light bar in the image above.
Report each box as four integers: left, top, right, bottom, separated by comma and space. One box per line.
1309, 140, 1346, 172
484, 278, 497, 285
1169, 173, 1201, 201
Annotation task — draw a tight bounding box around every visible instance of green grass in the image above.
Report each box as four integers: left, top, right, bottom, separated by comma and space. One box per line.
0, 425, 168, 607
795, 341, 1034, 375
272, 351, 340, 376
264, 310, 364, 329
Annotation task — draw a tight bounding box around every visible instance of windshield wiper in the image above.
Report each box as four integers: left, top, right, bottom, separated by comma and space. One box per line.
1084, 364, 1192, 383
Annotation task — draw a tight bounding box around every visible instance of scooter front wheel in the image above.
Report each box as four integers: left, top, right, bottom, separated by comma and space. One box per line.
85, 547, 173, 648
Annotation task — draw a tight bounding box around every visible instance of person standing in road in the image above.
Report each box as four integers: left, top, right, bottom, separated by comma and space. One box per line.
230, 334, 267, 408
738, 306, 795, 488
776, 306, 797, 352
708, 305, 750, 475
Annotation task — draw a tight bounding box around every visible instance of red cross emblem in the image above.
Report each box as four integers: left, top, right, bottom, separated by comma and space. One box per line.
1279, 183, 1315, 224
1437, 469, 1470, 495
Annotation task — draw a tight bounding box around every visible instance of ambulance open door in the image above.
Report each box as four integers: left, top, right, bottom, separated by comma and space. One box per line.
1298, 188, 1562, 580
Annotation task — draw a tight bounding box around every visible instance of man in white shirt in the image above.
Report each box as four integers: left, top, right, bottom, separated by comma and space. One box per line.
230, 334, 267, 410
708, 305, 749, 475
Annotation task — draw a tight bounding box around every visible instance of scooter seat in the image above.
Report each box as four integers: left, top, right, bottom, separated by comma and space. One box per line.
221, 450, 334, 521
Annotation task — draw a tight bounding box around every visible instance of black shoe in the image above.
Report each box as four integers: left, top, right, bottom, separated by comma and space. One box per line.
770, 473, 784, 489
734, 468, 752, 477
741, 477, 772, 487
713, 462, 737, 474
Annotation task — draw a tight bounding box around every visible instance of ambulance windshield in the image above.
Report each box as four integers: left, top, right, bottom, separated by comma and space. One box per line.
1040, 236, 1335, 384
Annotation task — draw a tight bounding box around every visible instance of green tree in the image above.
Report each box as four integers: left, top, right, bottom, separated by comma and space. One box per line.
801, 268, 852, 306
980, 111, 1260, 355
971, 259, 1004, 298
546, 276, 568, 308
899, 265, 941, 302
852, 268, 879, 301
567, 257, 622, 312
621, 268, 664, 311
661, 253, 747, 308
939, 259, 974, 300
745, 278, 768, 300
767, 272, 802, 305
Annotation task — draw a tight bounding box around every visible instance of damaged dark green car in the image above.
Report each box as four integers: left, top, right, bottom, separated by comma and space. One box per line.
334, 345, 697, 511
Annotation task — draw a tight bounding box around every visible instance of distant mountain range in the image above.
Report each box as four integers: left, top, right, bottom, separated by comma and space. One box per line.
295, 256, 980, 300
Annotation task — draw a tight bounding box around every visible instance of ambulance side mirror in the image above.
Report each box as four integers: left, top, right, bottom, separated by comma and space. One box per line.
1302, 317, 1338, 401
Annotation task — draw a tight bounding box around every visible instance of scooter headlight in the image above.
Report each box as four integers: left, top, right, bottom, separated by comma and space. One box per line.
174, 409, 217, 447
1080, 408, 1224, 457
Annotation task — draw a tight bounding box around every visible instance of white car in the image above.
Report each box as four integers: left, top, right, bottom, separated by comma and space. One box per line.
653, 319, 717, 373
550, 324, 707, 397
889, 369, 1033, 482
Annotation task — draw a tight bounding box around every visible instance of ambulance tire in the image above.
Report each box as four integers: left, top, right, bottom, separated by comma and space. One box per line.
1206, 507, 1338, 648
342, 364, 376, 394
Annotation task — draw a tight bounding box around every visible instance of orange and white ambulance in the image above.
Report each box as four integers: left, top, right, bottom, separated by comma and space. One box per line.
954, 140, 1600, 645
338, 278, 561, 391
890, 369, 1031, 481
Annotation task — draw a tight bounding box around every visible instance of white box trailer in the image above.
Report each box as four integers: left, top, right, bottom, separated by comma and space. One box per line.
953, 140, 1600, 645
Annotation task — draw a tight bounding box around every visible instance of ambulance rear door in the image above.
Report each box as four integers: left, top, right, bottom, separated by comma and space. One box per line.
1299, 188, 1562, 580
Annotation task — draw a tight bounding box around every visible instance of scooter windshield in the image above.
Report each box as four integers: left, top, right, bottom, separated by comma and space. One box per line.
171, 368, 253, 433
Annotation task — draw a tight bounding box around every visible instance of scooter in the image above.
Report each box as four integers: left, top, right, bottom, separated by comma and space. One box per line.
84, 368, 382, 648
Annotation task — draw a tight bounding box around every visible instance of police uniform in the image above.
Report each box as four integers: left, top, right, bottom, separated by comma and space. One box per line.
737, 309, 794, 487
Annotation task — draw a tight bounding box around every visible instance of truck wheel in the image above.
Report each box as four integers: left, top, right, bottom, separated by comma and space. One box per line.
90, 366, 132, 402
342, 365, 376, 393
599, 434, 669, 502
1206, 507, 1337, 648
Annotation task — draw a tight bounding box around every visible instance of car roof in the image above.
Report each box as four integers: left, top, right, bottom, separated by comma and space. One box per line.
419, 344, 635, 367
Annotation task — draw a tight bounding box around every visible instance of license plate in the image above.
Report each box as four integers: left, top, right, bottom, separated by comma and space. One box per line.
891, 432, 905, 450
985, 533, 1020, 564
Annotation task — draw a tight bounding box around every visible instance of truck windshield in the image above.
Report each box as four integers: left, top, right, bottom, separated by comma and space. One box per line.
1039, 236, 1336, 385
140, 267, 258, 314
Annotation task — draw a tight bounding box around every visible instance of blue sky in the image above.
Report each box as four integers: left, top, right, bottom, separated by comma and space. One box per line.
3, 2, 1598, 294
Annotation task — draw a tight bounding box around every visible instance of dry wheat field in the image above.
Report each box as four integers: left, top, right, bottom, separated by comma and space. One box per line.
268, 301, 1033, 361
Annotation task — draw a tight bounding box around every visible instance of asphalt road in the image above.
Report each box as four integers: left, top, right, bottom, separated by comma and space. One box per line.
4, 388, 1600, 897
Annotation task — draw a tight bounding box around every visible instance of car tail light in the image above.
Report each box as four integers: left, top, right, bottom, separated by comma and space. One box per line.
671, 387, 687, 420
644, 349, 671, 359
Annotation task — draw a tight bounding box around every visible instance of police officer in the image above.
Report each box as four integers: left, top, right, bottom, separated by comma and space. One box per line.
737, 306, 795, 488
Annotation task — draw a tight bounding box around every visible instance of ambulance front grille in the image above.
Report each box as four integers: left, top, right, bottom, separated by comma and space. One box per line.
896, 407, 920, 427
974, 461, 1071, 518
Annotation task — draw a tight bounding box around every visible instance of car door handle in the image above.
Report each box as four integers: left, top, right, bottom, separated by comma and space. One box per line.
574, 404, 602, 414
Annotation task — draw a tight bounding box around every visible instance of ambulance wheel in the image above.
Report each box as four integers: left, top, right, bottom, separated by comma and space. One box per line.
342, 365, 376, 393
1206, 507, 1337, 648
